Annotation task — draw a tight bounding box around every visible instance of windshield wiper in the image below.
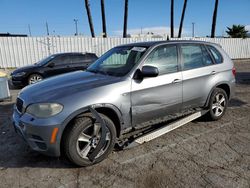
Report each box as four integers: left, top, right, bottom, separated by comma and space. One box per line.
87, 69, 98, 73
87, 69, 111, 76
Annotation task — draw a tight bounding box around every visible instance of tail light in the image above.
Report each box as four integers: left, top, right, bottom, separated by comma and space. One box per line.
232, 67, 236, 77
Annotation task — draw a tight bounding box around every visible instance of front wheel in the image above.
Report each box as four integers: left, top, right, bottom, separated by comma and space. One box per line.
28, 74, 43, 85
64, 113, 116, 166
206, 88, 228, 121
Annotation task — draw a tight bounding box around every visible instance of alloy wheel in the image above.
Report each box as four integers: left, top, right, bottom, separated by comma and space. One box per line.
76, 122, 111, 160
29, 74, 43, 84
212, 93, 226, 117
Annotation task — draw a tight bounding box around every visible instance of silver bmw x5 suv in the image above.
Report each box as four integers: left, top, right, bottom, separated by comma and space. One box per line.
13, 40, 235, 166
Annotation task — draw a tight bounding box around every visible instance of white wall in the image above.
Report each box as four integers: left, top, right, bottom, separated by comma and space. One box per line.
0, 36, 249, 68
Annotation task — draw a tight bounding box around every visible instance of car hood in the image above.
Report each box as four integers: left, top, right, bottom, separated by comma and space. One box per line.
12, 65, 37, 74
19, 71, 121, 102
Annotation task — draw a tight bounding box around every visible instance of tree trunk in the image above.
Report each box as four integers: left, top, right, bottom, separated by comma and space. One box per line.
101, 0, 107, 38
178, 0, 187, 38
123, 0, 129, 38
85, 0, 95, 38
211, 0, 219, 38
170, 0, 174, 38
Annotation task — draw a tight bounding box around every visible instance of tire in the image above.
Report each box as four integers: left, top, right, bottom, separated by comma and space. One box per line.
28, 74, 43, 85
206, 88, 228, 121
64, 113, 116, 166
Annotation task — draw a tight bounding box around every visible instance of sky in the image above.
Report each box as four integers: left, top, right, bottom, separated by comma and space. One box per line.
0, 0, 249, 37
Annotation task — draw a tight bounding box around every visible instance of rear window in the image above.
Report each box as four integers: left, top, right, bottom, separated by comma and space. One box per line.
207, 45, 223, 64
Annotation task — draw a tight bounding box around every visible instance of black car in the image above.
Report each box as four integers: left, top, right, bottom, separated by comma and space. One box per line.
11, 52, 98, 86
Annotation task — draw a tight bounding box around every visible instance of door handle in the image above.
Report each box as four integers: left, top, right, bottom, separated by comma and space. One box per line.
211, 71, 216, 75
172, 79, 182, 84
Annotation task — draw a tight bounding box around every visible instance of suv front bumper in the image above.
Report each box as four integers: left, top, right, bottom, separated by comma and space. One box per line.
12, 108, 61, 157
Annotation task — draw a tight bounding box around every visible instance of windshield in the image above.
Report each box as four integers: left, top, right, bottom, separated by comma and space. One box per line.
87, 46, 147, 77
35, 55, 56, 66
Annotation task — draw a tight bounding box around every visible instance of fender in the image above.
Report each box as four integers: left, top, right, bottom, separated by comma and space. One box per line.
204, 81, 231, 107
60, 103, 124, 134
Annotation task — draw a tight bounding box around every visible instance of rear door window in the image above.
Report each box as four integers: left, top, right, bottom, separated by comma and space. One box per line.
71, 55, 85, 64
180, 44, 213, 70
207, 45, 223, 64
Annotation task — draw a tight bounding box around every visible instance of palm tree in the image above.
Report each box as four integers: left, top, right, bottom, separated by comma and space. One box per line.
123, 0, 129, 38
170, 0, 174, 38
211, 0, 219, 38
84, 0, 95, 37
178, 0, 188, 38
101, 0, 107, 37
226, 25, 248, 38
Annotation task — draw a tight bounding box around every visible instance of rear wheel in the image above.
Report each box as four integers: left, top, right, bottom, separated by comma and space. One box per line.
28, 74, 43, 85
206, 88, 228, 120
64, 113, 116, 166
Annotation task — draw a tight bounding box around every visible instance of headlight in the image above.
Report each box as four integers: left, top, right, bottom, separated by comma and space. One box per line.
13, 72, 26, 77
26, 103, 63, 118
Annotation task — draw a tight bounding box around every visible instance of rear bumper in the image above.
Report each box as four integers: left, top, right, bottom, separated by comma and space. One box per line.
229, 78, 236, 100
12, 108, 61, 157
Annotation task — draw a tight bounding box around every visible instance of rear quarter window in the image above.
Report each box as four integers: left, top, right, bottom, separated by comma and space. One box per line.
207, 45, 223, 64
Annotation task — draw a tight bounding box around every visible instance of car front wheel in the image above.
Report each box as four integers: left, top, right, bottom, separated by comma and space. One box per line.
28, 74, 43, 85
64, 113, 116, 166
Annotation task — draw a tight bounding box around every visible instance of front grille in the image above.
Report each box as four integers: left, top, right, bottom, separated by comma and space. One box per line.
16, 97, 23, 113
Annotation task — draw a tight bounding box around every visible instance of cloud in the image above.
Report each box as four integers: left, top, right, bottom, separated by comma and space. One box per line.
245, 25, 250, 32
114, 26, 190, 36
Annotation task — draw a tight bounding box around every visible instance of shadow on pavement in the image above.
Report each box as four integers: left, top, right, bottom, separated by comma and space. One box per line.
236, 72, 250, 85
8, 80, 23, 90
229, 98, 247, 107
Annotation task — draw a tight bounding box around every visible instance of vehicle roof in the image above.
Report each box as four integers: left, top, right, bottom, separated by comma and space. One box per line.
118, 40, 217, 48
52, 52, 96, 56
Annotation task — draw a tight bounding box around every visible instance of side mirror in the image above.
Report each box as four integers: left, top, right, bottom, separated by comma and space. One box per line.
47, 62, 55, 68
140, 65, 159, 78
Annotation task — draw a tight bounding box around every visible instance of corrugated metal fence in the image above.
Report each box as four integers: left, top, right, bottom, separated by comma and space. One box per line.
0, 36, 250, 68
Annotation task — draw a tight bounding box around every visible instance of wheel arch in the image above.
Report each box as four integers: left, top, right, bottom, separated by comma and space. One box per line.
26, 72, 44, 84
205, 82, 231, 107
59, 104, 123, 155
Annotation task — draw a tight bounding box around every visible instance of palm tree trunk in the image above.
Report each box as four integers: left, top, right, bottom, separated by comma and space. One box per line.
211, 0, 219, 38
123, 0, 129, 38
170, 0, 174, 38
84, 0, 95, 38
101, 0, 107, 38
178, 0, 187, 38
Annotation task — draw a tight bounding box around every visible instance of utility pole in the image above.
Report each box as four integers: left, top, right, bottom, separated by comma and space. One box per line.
192, 22, 195, 37
28, 24, 32, 37
46, 21, 50, 36
45, 21, 51, 55
74, 19, 78, 36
